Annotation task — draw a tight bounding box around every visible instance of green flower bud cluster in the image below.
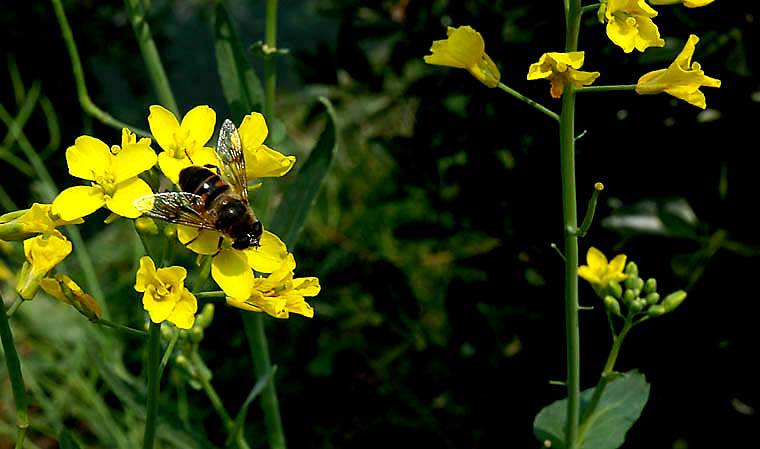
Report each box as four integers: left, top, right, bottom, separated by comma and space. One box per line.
602, 260, 686, 319
159, 303, 216, 388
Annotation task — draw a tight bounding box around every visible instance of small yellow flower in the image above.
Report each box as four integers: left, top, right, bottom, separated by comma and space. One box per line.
527, 52, 600, 98
0, 203, 83, 241
636, 34, 721, 109
649, 0, 715, 7
148, 105, 218, 184
134, 256, 197, 329
238, 112, 295, 180
17, 233, 73, 299
40, 273, 102, 321
424, 25, 501, 88
605, 0, 665, 53
226, 253, 319, 319
578, 247, 628, 288
52, 129, 157, 221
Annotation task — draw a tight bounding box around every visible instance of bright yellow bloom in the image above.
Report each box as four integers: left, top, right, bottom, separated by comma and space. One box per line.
527, 52, 600, 98
0, 203, 83, 241
148, 105, 218, 184
52, 129, 157, 221
226, 253, 319, 319
40, 273, 102, 321
649, 0, 715, 7
135, 256, 197, 329
636, 34, 721, 109
177, 226, 288, 300
578, 247, 628, 288
605, 0, 665, 53
238, 112, 295, 180
424, 25, 501, 88
17, 233, 73, 299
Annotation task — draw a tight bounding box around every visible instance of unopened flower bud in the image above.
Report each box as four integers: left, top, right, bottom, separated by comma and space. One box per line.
175, 354, 189, 368
607, 281, 623, 299
189, 326, 204, 344
662, 290, 687, 313
197, 303, 215, 329
16, 261, 40, 300
645, 292, 660, 305
623, 289, 635, 306
647, 305, 666, 317
630, 298, 646, 313
604, 296, 622, 316
135, 217, 159, 236
624, 261, 638, 277
643, 278, 657, 294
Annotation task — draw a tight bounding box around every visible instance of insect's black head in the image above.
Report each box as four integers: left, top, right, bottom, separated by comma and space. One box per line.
231, 221, 263, 250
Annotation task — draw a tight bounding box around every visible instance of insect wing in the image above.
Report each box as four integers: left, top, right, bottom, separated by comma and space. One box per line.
134, 192, 217, 230
216, 119, 248, 200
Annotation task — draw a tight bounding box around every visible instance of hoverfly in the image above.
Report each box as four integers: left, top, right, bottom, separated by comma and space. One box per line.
135, 119, 263, 250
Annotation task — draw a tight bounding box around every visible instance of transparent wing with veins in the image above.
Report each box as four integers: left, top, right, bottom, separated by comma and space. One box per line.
216, 119, 248, 201
134, 192, 217, 230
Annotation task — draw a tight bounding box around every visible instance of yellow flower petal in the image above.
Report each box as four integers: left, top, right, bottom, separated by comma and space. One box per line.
166, 288, 197, 329
157, 152, 191, 186
246, 145, 296, 179
180, 105, 216, 151
148, 105, 181, 153
106, 178, 154, 218
586, 247, 608, 271
111, 143, 158, 184
66, 135, 111, 181
143, 288, 175, 323
577, 265, 601, 284
135, 256, 166, 294
212, 248, 254, 299
24, 233, 72, 275
40, 273, 102, 321
239, 112, 269, 150
608, 254, 628, 276
243, 230, 288, 273
292, 277, 321, 297
424, 25, 500, 88
177, 226, 221, 255
52, 185, 106, 221
605, 0, 664, 53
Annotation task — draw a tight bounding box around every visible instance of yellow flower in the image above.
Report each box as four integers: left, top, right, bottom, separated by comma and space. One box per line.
648, 0, 715, 7
527, 52, 600, 98
134, 256, 197, 329
226, 253, 319, 319
636, 34, 721, 109
578, 247, 628, 288
604, 0, 665, 53
238, 112, 295, 180
177, 226, 288, 300
0, 203, 83, 241
148, 105, 218, 185
40, 273, 102, 321
424, 25, 501, 88
17, 233, 73, 299
52, 129, 157, 221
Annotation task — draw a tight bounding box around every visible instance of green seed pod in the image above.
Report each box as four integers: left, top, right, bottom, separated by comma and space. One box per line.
662, 290, 687, 313
197, 303, 215, 329
622, 289, 635, 306
624, 261, 639, 277
607, 280, 623, 299
604, 296, 622, 317
647, 305, 666, 317
643, 278, 657, 295
645, 292, 660, 305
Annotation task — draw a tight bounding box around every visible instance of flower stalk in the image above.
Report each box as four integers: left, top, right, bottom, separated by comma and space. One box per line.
0, 293, 29, 449
142, 321, 162, 449
497, 82, 559, 122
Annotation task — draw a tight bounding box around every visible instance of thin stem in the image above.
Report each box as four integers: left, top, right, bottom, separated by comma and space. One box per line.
6, 297, 23, 318
0, 293, 29, 447
577, 85, 636, 93
124, 0, 179, 116
497, 82, 560, 122
98, 319, 149, 338
49, 0, 149, 135
191, 351, 234, 430
263, 0, 278, 118
241, 313, 286, 449
158, 330, 180, 378
195, 290, 227, 300
142, 322, 162, 449
581, 3, 602, 15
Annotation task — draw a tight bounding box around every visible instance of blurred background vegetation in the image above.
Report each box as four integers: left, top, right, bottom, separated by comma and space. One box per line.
2, 0, 760, 447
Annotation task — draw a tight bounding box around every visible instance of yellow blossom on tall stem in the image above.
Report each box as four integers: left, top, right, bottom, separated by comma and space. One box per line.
577, 247, 629, 291
604, 0, 665, 53
424, 25, 501, 88
527, 52, 600, 98
239, 112, 296, 180
226, 253, 320, 319
135, 256, 197, 329
16, 233, 73, 299
148, 105, 218, 184
52, 129, 157, 221
636, 34, 721, 109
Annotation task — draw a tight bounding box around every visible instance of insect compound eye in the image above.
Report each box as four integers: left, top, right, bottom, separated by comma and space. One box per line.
252, 221, 263, 237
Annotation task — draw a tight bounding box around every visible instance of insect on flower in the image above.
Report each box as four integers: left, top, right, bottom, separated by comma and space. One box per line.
135, 119, 263, 250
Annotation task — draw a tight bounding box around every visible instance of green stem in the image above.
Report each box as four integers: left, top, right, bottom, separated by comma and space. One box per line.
576, 318, 634, 444
49, 0, 149, 135
581, 3, 602, 15
562, 2, 582, 448
241, 313, 286, 449
497, 82, 560, 122
191, 351, 234, 430
98, 318, 149, 338
142, 322, 162, 449
263, 0, 278, 119
0, 294, 29, 447
124, 0, 179, 116
195, 290, 227, 301
6, 297, 23, 318
577, 85, 636, 93
158, 330, 180, 379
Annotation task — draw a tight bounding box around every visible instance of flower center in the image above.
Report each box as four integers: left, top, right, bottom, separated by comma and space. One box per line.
94, 174, 117, 196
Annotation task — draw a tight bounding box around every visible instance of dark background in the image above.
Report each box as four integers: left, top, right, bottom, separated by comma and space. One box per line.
1, 0, 759, 448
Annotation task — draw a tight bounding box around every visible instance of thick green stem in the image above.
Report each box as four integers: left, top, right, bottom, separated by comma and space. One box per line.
142, 322, 162, 449
497, 82, 560, 122
124, 0, 179, 116
562, 2, 582, 448
0, 294, 29, 448
241, 313, 286, 449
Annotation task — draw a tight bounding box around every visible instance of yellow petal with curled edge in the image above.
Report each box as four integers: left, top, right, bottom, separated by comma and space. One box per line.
243, 230, 288, 274
111, 143, 157, 184
177, 226, 221, 255
106, 178, 154, 218
148, 105, 181, 153
246, 144, 295, 179
52, 185, 106, 221
292, 277, 321, 297
166, 288, 197, 329
238, 112, 269, 150
180, 105, 216, 151
424, 26, 482, 70
66, 135, 111, 181
135, 256, 167, 295
24, 233, 72, 275
212, 248, 254, 300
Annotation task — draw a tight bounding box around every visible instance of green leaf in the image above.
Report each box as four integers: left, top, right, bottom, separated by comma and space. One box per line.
225, 365, 277, 446
533, 371, 650, 449
269, 97, 338, 249
59, 431, 83, 449
213, 2, 264, 121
